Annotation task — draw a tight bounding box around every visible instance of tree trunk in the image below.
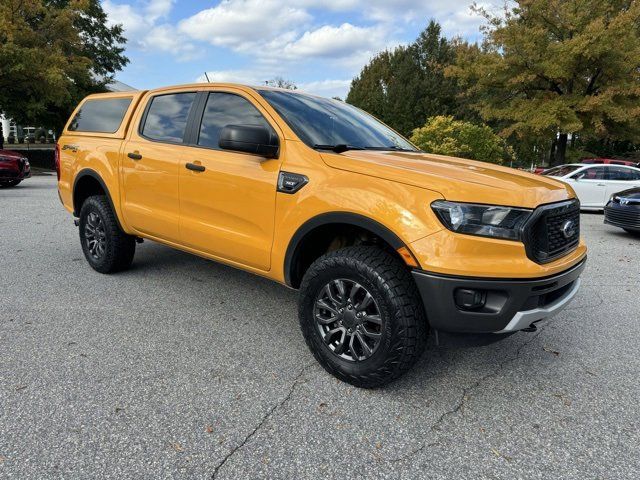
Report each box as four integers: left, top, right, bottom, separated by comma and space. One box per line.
549, 138, 557, 165
555, 133, 568, 165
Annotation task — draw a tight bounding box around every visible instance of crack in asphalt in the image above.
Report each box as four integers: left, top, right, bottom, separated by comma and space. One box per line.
211, 362, 314, 479
355, 327, 548, 471
429, 328, 545, 434
367, 328, 548, 469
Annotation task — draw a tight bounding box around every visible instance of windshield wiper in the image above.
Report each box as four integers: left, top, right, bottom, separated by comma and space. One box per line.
313, 144, 364, 153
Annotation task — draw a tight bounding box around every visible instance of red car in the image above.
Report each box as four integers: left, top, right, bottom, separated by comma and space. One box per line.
0, 149, 31, 187
581, 158, 640, 167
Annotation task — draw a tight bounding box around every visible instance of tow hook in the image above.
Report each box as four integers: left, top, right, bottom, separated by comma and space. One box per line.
522, 323, 538, 333
73, 218, 79, 227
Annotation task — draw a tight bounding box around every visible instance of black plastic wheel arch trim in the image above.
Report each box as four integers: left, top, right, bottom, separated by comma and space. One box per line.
283, 212, 407, 288
72, 169, 124, 231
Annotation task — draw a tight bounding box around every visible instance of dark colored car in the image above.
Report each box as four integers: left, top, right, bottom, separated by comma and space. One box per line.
604, 187, 640, 234
0, 149, 31, 187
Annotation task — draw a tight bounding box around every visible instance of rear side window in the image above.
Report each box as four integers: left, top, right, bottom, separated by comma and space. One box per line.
608, 166, 640, 180
198, 92, 272, 149
68, 98, 132, 133
141, 93, 197, 143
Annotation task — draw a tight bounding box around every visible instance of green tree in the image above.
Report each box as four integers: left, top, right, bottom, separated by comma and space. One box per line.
346, 21, 462, 136
448, 0, 640, 165
0, 0, 128, 134
410, 115, 512, 164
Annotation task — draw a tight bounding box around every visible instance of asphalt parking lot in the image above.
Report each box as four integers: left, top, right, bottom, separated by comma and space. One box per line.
1, 175, 639, 479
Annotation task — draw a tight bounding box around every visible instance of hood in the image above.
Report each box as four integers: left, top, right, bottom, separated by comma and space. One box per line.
321, 150, 573, 209
614, 187, 640, 200
0, 149, 26, 161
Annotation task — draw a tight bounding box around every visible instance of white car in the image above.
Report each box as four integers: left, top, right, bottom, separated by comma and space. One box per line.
543, 163, 640, 210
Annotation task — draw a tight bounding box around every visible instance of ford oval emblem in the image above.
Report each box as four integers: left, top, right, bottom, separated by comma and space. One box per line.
561, 219, 576, 239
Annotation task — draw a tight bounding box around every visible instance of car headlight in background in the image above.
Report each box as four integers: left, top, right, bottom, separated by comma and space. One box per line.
431, 200, 532, 241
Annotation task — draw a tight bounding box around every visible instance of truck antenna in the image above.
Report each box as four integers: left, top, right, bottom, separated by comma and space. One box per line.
204, 72, 211, 83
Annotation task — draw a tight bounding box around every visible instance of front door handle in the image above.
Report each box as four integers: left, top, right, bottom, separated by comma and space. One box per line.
127, 152, 142, 160
597, 183, 606, 186
186, 162, 205, 172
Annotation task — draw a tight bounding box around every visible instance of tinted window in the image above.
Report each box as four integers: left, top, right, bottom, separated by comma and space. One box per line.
543, 165, 581, 177
142, 93, 196, 143
258, 89, 417, 151
198, 93, 272, 149
574, 166, 607, 180
608, 166, 640, 180
68, 98, 132, 133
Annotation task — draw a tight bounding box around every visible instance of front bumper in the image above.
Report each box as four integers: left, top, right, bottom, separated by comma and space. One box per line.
412, 258, 586, 333
604, 201, 640, 231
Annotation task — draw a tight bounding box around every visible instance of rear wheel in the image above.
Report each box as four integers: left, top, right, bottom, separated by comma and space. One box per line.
0, 180, 21, 188
78, 195, 136, 273
298, 246, 427, 388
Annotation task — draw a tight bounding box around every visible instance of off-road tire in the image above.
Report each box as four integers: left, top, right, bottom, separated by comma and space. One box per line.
624, 228, 640, 237
298, 246, 428, 388
78, 195, 135, 273
0, 180, 21, 188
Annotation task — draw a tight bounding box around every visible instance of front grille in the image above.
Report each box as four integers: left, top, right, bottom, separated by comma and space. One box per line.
611, 196, 640, 206
604, 206, 640, 228
523, 200, 580, 264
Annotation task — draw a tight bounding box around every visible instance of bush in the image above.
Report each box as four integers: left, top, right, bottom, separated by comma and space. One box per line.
21, 149, 55, 170
410, 116, 511, 164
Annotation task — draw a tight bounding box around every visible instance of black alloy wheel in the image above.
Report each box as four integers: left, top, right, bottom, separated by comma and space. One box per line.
314, 279, 383, 361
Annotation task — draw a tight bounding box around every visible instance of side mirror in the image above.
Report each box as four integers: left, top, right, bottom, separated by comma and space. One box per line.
219, 125, 279, 158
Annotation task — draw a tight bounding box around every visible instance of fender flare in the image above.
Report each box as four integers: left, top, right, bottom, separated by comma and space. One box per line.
283, 212, 406, 287
72, 169, 123, 230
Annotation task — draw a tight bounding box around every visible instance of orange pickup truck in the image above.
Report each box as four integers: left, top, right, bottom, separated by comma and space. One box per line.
57, 83, 586, 387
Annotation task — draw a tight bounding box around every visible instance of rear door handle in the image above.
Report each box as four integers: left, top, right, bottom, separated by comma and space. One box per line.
127, 152, 142, 160
185, 162, 205, 172
597, 183, 606, 186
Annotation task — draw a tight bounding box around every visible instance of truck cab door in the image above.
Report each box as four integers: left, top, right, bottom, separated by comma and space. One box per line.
120, 91, 198, 243
178, 90, 282, 271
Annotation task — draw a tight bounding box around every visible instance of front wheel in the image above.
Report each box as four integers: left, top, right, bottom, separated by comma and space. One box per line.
78, 195, 136, 273
298, 246, 427, 388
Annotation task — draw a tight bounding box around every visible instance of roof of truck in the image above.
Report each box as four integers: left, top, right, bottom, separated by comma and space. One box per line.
83, 83, 321, 100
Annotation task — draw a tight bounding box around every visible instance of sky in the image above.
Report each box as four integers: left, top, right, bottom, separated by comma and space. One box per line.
102, 0, 492, 99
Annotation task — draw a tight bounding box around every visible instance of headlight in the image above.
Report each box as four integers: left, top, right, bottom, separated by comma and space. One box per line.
431, 200, 532, 241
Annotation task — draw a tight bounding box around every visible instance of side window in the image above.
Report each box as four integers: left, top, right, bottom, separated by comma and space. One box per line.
574, 166, 606, 180
141, 93, 196, 143
198, 92, 272, 149
608, 166, 639, 180
68, 98, 132, 133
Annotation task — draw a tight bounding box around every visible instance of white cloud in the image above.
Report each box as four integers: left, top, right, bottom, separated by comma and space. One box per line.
146, 0, 174, 21
103, 0, 195, 57
103, 1, 149, 38
178, 0, 310, 52
141, 24, 198, 60
280, 23, 386, 60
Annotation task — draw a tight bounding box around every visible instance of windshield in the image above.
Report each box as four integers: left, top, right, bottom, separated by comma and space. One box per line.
543, 165, 582, 177
257, 89, 417, 152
